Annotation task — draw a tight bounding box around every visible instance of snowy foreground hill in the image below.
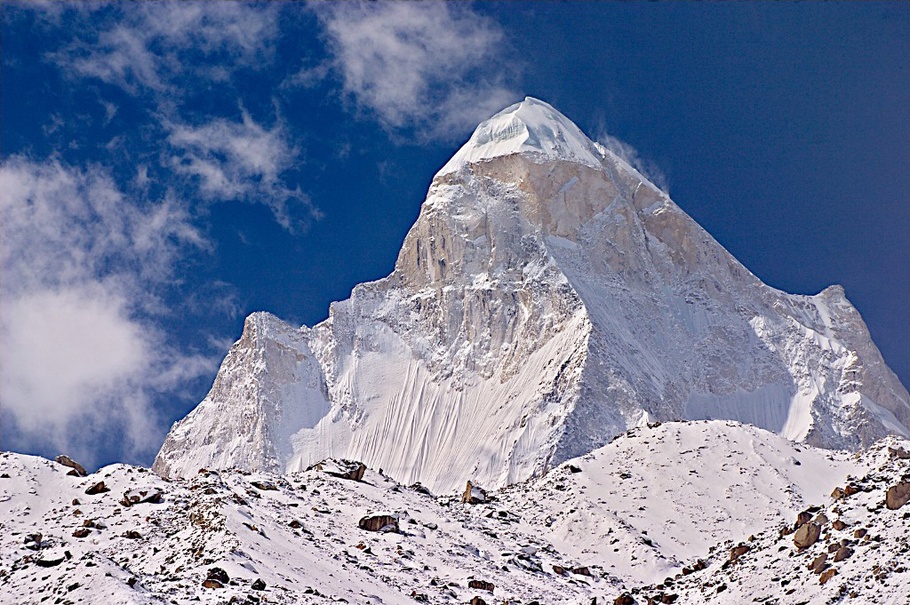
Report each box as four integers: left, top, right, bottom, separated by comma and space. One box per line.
154, 97, 909, 493
3, 421, 910, 604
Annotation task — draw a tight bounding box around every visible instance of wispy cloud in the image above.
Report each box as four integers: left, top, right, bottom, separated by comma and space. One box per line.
311, 2, 518, 141
0, 158, 215, 466
58, 2, 279, 95
596, 130, 670, 193
166, 110, 320, 231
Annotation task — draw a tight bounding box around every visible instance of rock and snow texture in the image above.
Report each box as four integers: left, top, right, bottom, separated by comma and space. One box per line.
3, 422, 909, 604
154, 97, 910, 493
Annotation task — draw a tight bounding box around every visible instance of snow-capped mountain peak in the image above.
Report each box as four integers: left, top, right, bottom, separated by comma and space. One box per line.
437, 96, 605, 176
154, 98, 910, 494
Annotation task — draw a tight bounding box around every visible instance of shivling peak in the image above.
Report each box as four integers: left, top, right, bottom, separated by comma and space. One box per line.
155, 98, 910, 493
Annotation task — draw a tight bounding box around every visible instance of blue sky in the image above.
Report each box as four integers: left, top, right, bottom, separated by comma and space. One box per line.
1, 2, 907, 468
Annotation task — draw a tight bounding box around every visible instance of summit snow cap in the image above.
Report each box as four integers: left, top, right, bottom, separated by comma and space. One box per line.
437, 96, 606, 176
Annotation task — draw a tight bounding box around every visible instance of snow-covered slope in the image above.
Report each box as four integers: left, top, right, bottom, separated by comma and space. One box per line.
622, 436, 910, 605
4, 422, 908, 604
154, 97, 910, 493
497, 420, 864, 584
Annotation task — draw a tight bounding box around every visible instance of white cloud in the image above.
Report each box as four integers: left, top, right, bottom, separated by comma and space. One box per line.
597, 131, 670, 193
60, 2, 279, 95
0, 157, 214, 466
166, 110, 319, 231
312, 2, 518, 141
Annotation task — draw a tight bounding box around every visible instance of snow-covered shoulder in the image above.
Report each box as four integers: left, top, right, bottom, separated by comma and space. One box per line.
437, 96, 605, 176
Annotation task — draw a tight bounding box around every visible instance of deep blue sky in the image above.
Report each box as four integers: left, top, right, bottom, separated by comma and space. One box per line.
1, 2, 907, 468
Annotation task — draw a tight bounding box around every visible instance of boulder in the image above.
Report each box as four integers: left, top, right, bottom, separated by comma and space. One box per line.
119, 488, 163, 507
853, 528, 867, 539
84, 481, 109, 495
470, 598, 488, 605
72, 528, 91, 539
793, 522, 820, 549
833, 546, 852, 562
251, 578, 266, 590
813, 513, 829, 525
468, 579, 495, 592
250, 480, 278, 491
832, 519, 847, 531
885, 482, 910, 510
796, 511, 812, 526
207, 567, 230, 584
843, 484, 861, 496
24, 533, 42, 551
807, 552, 827, 574
729, 544, 750, 561
201, 579, 223, 589
309, 459, 367, 481
614, 594, 636, 605
55, 455, 87, 477
358, 514, 399, 532
462, 481, 487, 504
819, 568, 837, 585
888, 446, 910, 459
831, 487, 845, 500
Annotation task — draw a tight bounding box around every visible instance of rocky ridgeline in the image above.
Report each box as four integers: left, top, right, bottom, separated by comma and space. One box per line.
3, 429, 909, 604
617, 440, 910, 604
0, 451, 623, 604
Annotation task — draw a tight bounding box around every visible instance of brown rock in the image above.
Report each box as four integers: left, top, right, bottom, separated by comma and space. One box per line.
201, 579, 223, 589
35, 553, 66, 568
462, 481, 487, 504
832, 519, 847, 531
55, 455, 87, 477
793, 522, 821, 549
206, 567, 230, 584
796, 511, 812, 526
808, 552, 827, 574
843, 484, 861, 496
552, 565, 567, 575
813, 513, 829, 525
729, 544, 750, 561
72, 528, 91, 538
470, 598, 488, 605
251, 578, 266, 590
614, 594, 636, 605
334, 461, 366, 481
831, 487, 845, 500
571, 566, 592, 577
833, 546, 852, 562
854, 528, 867, 539
85, 481, 109, 495
250, 480, 278, 491
819, 568, 837, 584
885, 482, 910, 510
358, 514, 399, 532
122, 530, 142, 539
888, 446, 910, 459
468, 579, 494, 592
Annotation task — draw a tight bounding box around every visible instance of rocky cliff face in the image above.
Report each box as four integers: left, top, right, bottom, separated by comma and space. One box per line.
154, 98, 910, 492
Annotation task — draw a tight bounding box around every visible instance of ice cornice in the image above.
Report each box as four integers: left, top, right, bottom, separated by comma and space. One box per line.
436, 97, 606, 177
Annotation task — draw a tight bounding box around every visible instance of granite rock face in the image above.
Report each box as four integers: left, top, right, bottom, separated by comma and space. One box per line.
154, 98, 910, 493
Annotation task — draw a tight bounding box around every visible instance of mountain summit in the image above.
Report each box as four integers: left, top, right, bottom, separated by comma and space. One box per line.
154, 98, 910, 493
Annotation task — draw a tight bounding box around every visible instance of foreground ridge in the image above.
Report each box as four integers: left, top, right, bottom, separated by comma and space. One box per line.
3, 422, 909, 604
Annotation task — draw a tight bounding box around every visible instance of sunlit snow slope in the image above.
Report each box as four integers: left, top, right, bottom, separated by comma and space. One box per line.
154, 98, 910, 493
